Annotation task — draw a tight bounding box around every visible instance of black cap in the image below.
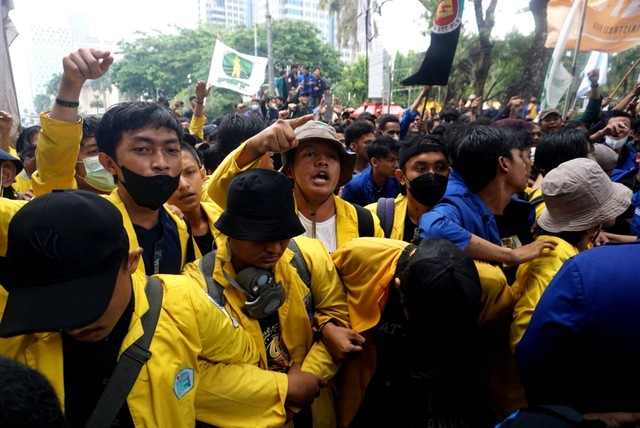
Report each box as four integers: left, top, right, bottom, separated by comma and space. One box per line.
0, 190, 129, 337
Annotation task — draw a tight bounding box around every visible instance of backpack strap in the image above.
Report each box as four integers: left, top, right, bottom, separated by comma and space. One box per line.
199, 250, 226, 306
376, 198, 395, 238
182, 216, 197, 264
84, 277, 164, 428
287, 239, 311, 288
353, 203, 375, 237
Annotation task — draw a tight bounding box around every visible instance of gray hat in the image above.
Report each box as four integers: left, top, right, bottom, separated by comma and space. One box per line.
537, 158, 631, 233
539, 108, 561, 121
284, 121, 356, 188
593, 143, 619, 172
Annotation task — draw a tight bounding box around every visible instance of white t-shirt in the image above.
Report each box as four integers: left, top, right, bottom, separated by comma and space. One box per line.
298, 213, 337, 253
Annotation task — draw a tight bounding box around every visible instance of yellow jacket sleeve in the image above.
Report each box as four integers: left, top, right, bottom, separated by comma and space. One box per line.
31, 112, 81, 196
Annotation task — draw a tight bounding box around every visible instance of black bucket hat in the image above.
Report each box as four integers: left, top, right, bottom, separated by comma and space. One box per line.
214, 169, 305, 241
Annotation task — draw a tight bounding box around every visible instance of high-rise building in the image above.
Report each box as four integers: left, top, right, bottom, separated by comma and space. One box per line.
252, 0, 335, 46
197, 0, 251, 29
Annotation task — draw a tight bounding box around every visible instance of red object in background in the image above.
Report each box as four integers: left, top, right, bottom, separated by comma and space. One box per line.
351, 102, 404, 118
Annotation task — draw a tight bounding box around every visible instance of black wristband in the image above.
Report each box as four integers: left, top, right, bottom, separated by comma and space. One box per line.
55, 97, 79, 108
590, 83, 599, 89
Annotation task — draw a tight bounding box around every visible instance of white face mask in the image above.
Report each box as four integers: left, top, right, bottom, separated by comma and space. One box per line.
251, 104, 260, 111
604, 135, 628, 151
79, 155, 117, 193
392, 135, 400, 142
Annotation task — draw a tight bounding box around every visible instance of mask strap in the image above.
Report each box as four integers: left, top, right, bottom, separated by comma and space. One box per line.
221, 239, 249, 295
0, 163, 4, 198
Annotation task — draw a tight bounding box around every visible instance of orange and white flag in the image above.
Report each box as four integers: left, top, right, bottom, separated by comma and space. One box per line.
546, 0, 640, 54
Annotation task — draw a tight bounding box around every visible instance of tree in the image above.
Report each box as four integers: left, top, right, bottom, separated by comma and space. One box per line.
111, 21, 343, 109
44, 73, 61, 97
226, 20, 343, 79
331, 56, 368, 107
319, 0, 359, 53
33, 94, 51, 114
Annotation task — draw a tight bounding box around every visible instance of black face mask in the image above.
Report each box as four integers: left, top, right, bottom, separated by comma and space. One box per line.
120, 166, 180, 210
407, 172, 448, 207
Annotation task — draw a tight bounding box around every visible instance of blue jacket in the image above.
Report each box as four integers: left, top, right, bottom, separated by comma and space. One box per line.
610, 141, 638, 181
341, 166, 402, 207
418, 191, 501, 251
516, 240, 640, 413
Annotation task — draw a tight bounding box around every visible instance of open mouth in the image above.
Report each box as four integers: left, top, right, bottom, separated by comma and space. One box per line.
311, 171, 330, 183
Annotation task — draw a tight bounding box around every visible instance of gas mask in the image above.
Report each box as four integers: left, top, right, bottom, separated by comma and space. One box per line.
222, 259, 286, 319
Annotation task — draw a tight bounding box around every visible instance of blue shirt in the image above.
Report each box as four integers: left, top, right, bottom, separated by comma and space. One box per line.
341, 166, 402, 207
516, 240, 640, 413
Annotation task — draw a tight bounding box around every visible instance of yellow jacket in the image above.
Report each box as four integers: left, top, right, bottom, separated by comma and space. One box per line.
510, 236, 578, 351
527, 186, 546, 220
207, 141, 384, 245
182, 235, 350, 428
0, 274, 259, 428
30, 113, 194, 278
0, 198, 27, 256
365, 194, 409, 240
12, 170, 32, 194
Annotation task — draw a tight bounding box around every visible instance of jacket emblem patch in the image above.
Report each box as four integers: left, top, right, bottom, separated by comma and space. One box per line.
173, 367, 195, 399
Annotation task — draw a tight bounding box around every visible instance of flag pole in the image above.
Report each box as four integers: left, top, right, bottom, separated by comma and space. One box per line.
562, 0, 589, 120
609, 56, 640, 100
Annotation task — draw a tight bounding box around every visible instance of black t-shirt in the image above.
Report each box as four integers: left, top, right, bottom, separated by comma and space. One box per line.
63, 294, 135, 428
133, 209, 182, 275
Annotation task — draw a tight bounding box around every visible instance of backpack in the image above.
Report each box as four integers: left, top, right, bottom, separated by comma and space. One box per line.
376, 197, 395, 238
353, 203, 375, 237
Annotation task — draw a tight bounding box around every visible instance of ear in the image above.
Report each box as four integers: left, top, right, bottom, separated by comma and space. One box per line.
395, 168, 407, 185
283, 161, 294, 179
497, 156, 510, 174
126, 247, 143, 275
1, 162, 17, 187
99, 152, 118, 175
370, 157, 380, 168
349, 142, 356, 153
199, 166, 206, 179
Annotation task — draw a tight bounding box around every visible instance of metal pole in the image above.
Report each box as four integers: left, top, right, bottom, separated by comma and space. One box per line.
562, 0, 589, 119
266, 0, 274, 94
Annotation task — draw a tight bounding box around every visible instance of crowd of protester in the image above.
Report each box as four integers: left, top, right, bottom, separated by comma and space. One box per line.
0, 47, 640, 428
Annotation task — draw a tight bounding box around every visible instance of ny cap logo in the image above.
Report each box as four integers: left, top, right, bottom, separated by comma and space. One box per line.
28, 228, 63, 263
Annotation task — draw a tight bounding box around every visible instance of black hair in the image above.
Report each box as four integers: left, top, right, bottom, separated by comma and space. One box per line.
16, 125, 41, 160
189, 95, 197, 102
366, 136, 400, 160
440, 106, 461, 123
181, 141, 203, 167
452, 125, 522, 192
332, 123, 345, 134
378, 114, 400, 132
344, 120, 375, 145
96, 102, 182, 161
534, 128, 593, 176
0, 356, 69, 428
207, 113, 267, 172
82, 115, 100, 141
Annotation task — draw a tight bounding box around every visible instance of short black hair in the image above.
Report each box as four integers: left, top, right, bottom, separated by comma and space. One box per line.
534, 127, 593, 176
378, 114, 400, 132
344, 120, 375, 146
366, 136, 400, 160
452, 125, 522, 192
97, 102, 182, 161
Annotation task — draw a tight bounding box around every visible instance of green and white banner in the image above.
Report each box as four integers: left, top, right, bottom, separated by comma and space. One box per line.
207, 39, 268, 96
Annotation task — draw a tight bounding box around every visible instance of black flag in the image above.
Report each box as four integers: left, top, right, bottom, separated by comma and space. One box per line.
401, 0, 464, 86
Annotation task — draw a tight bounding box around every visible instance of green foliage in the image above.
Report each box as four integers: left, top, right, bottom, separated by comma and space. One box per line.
331, 56, 367, 107
226, 20, 343, 78
44, 73, 61, 97
110, 20, 343, 114
33, 94, 51, 114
